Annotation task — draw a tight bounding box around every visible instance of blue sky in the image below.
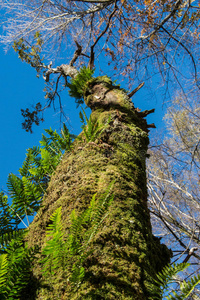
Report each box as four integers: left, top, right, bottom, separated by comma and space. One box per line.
0, 47, 81, 190
0, 47, 166, 194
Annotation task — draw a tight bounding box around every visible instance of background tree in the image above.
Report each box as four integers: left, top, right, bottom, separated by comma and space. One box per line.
148, 91, 200, 297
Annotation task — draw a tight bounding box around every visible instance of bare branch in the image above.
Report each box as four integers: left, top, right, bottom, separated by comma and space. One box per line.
128, 82, 144, 98
88, 0, 118, 69
140, 0, 183, 41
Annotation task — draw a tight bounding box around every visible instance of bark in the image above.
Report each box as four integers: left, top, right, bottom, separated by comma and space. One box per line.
25, 76, 171, 299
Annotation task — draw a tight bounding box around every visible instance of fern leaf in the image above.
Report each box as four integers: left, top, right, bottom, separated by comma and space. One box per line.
0, 254, 8, 287
152, 262, 191, 299
4, 239, 36, 299
7, 174, 24, 213
19, 150, 33, 177
68, 66, 94, 102
79, 110, 86, 129
45, 206, 63, 237
0, 192, 18, 235
167, 274, 200, 300
0, 229, 25, 250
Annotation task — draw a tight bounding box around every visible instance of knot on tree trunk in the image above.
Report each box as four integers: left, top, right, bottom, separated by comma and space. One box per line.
84, 76, 135, 112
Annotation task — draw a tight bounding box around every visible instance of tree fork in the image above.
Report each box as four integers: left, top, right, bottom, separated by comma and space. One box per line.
25, 76, 171, 299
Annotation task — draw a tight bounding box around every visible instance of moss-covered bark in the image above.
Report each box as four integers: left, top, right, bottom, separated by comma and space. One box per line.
25, 76, 171, 299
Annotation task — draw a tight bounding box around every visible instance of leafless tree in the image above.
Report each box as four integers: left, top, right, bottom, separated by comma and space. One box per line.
147, 90, 200, 295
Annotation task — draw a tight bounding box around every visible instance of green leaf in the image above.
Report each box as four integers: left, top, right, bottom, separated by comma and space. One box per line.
0, 254, 8, 288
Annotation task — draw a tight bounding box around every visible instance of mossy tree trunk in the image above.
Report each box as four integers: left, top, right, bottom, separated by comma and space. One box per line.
26, 76, 171, 299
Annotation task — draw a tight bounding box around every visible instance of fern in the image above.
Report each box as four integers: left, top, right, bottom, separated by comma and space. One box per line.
0, 192, 18, 236
0, 123, 75, 298
0, 229, 25, 253
167, 274, 200, 300
0, 254, 8, 293
41, 185, 114, 288
41, 207, 66, 277
18, 150, 33, 177
0, 235, 37, 300
1, 121, 74, 242
41, 124, 74, 154
7, 173, 41, 227
79, 107, 111, 142
151, 262, 200, 299
67, 66, 94, 103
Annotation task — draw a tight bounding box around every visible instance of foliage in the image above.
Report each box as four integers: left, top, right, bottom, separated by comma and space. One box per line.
2, 0, 200, 83
0, 229, 25, 254
13, 32, 44, 75
0, 234, 37, 300
2, 0, 200, 107
0, 123, 74, 298
21, 102, 44, 133
0, 124, 74, 238
79, 107, 111, 142
67, 66, 95, 103
41, 185, 114, 288
151, 262, 200, 300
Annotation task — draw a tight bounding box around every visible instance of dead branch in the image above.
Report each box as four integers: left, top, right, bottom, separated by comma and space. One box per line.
128, 82, 144, 98
70, 40, 82, 66
43, 41, 83, 82
147, 123, 156, 128
137, 108, 155, 118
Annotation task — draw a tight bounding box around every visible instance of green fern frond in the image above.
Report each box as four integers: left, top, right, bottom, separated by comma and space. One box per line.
42, 126, 73, 153
41, 185, 114, 288
0, 192, 18, 235
61, 123, 76, 149
166, 274, 200, 300
21, 176, 42, 210
29, 146, 41, 167
46, 206, 63, 236
151, 262, 200, 300
68, 66, 95, 103
0, 229, 25, 251
19, 150, 33, 177
154, 262, 190, 288
79, 107, 111, 142
0, 237, 37, 299
7, 174, 23, 206
7, 173, 41, 223
42, 207, 65, 275
0, 254, 8, 288
41, 129, 62, 156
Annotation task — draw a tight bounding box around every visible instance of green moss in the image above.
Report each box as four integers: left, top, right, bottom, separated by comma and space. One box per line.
24, 76, 171, 300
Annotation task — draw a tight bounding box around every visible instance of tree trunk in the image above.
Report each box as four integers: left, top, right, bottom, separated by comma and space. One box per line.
25, 76, 171, 299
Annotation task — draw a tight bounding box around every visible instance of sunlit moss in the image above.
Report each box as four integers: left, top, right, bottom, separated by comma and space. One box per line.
25, 76, 171, 300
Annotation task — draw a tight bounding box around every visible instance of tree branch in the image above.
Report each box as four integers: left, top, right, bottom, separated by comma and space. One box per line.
43, 41, 83, 82
128, 82, 144, 98
88, 0, 118, 69
140, 0, 183, 41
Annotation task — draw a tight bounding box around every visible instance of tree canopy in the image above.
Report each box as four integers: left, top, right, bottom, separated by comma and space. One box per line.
1, 0, 200, 99
1, 0, 200, 132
